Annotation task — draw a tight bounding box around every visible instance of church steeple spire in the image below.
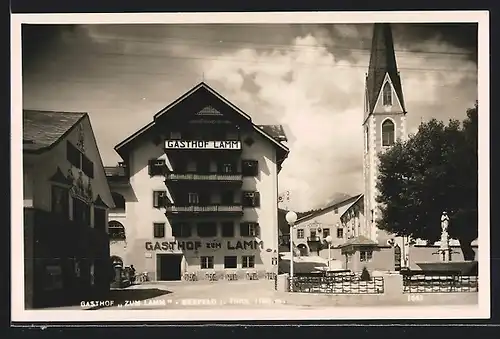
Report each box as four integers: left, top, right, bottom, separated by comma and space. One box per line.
365, 23, 406, 116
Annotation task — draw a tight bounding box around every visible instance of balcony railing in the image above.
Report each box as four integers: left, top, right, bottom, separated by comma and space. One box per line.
166, 172, 243, 182
165, 205, 243, 214
307, 236, 321, 242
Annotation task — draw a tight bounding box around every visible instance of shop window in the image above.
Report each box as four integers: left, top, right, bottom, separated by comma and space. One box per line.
242, 255, 255, 268
224, 256, 237, 269
200, 256, 214, 269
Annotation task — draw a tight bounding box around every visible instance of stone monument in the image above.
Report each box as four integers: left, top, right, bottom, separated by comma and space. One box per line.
437, 211, 451, 262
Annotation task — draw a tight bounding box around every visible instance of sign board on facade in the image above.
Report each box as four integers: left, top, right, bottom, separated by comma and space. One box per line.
164, 140, 241, 150
145, 239, 264, 252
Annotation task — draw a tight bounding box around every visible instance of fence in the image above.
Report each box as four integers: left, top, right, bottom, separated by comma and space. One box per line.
292, 272, 385, 294
402, 271, 478, 293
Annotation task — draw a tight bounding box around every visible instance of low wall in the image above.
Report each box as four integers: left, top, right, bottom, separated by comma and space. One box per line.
315, 246, 479, 272
278, 273, 478, 306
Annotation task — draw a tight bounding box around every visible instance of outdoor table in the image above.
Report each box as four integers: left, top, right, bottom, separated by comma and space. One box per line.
246, 271, 258, 280
266, 272, 276, 280
226, 272, 238, 281
205, 272, 217, 281
184, 272, 197, 281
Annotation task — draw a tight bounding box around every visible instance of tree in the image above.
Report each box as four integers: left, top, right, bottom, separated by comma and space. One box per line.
376, 103, 478, 260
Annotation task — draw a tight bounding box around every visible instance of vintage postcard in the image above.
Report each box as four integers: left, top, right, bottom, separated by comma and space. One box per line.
11, 11, 490, 323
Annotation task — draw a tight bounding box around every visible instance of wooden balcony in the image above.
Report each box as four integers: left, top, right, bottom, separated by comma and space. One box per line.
164, 204, 243, 216
165, 172, 243, 185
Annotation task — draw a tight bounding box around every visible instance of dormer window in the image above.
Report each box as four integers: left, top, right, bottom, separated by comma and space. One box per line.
382, 82, 392, 106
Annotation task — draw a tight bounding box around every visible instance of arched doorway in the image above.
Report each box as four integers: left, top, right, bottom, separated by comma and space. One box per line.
297, 244, 309, 256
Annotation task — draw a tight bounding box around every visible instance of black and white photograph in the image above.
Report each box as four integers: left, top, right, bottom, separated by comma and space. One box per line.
11, 11, 489, 322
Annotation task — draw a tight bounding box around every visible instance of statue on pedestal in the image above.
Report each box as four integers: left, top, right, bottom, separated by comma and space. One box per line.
439, 211, 451, 262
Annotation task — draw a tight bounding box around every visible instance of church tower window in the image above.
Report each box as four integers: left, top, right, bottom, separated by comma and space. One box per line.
382, 82, 392, 106
382, 119, 395, 146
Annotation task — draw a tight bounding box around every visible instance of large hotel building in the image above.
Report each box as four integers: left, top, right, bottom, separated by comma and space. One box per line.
105, 82, 289, 281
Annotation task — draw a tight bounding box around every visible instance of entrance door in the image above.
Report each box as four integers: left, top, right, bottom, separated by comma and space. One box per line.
157, 254, 182, 281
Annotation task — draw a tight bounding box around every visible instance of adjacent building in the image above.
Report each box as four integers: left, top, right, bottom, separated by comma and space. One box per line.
106, 82, 289, 281
23, 110, 115, 308
291, 195, 362, 256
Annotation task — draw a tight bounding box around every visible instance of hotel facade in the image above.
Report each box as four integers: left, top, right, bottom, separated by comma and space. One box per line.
106, 82, 289, 281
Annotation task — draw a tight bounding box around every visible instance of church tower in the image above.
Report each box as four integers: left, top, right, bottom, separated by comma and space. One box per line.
363, 23, 407, 244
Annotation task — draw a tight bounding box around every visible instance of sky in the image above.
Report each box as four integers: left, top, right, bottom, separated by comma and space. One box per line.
21, 22, 478, 212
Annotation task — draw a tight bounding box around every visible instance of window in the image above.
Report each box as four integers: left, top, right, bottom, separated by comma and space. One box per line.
111, 192, 126, 211
221, 191, 234, 205
172, 222, 192, 237
337, 228, 344, 239
81, 155, 94, 178
148, 159, 166, 176
242, 255, 255, 268
322, 228, 330, 238
224, 256, 237, 269
240, 222, 259, 237
382, 119, 395, 146
153, 223, 165, 238
222, 163, 234, 174
242, 160, 259, 177
310, 229, 317, 238
200, 256, 214, 269
93, 207, 106, 232
242, 191, 260, 207
73, 197, 91, 226
66, 141, 81, 168
197, 222, 217, 237
188, 192, 199, 205
221, 222, 235, 237
153, 191, 168, 208
108, 221, 126, 240
382, 82, 392, 106
170, 131, 181, 140
360, 250, 373, 262
51, 185, 69, 218
297, 229, 304, 239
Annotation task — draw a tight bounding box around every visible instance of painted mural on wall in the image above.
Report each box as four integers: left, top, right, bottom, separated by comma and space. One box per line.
66, 123, 93, 203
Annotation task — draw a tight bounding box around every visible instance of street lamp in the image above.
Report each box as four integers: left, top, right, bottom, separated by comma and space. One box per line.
325, 235, 333, 270
285, 210, 297, 292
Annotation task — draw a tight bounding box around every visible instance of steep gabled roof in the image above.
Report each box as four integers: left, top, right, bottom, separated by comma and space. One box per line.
365, 23, 406, 115
295, 194, 363, 225
114, 82, 289, 160
23, 110, 87, 153
340, 194, 364, 219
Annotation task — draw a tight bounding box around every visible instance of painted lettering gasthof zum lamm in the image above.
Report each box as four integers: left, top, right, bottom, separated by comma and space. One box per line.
145, 240, 264, 251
